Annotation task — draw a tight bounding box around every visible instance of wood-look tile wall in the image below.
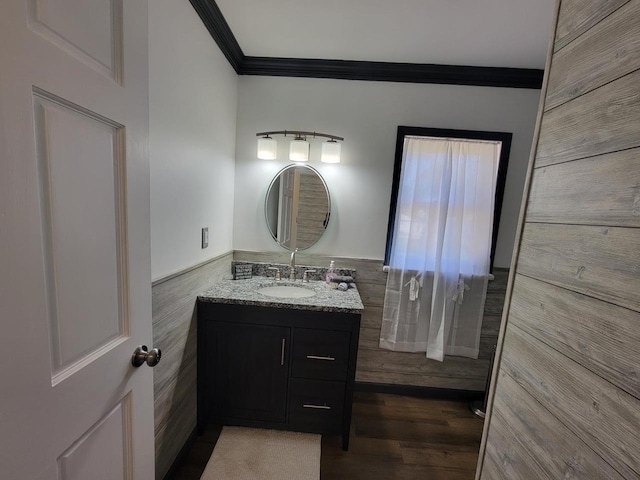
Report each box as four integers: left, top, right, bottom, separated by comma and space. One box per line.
152, 252, 232, 479
234, 251, 507, 391
479, 0, 640, 478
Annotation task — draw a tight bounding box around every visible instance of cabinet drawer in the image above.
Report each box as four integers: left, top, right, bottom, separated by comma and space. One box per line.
292, 328, 350, 381
288, 378, 344, 434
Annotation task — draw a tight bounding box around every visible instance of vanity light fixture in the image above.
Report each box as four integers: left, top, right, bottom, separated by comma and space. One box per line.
255, 130, 344, 164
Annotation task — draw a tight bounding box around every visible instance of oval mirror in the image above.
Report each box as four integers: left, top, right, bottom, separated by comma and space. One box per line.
265, 164, 331, 250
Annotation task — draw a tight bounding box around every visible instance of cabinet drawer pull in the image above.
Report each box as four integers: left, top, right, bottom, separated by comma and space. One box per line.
306, 355, 336, 361
303, 404, 331, 410
281, 339, 286, 366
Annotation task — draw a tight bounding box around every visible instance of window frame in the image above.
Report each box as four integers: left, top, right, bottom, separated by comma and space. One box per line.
384, 126, 513, 272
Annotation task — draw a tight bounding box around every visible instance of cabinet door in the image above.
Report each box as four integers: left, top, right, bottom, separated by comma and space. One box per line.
209, 322, 290, 423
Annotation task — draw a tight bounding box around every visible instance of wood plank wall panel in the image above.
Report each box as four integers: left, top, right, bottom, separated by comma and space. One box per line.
152, 252, 233, 479
509, 274, 640, 398
482, 453, 531, 480
234, 251, 507, 392
484, 421, 551, 480
546, 0, 640, 110
536, 67, 640, 166
487, 372, 624, 479
554, 0, 629, 51
500, 327, 640, 479
527, 147, 640, 226
518, 223, 640, 312
479, 0, 640, 478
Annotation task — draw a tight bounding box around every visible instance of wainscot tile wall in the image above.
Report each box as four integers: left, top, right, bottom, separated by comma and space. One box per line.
152, 252, 233, 479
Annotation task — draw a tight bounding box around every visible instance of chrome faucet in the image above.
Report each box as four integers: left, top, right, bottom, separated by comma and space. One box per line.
289, 248, 299, 281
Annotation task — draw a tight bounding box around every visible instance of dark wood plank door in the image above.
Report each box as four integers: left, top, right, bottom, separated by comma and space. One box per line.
208, 321, 290, 423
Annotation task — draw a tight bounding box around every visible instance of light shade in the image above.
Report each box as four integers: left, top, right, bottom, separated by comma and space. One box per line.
257, 136, 277, 160
321, 140, 341, 163
289, 138, 309, 162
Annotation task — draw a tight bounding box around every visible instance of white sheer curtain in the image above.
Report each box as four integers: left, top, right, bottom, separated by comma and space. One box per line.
380, 136, 501, 361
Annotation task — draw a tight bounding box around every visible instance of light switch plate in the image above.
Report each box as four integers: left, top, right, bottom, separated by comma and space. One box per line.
202, 227, 209, 249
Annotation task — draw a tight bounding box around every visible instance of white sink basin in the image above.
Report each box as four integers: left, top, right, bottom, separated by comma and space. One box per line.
256, 285, 316, 299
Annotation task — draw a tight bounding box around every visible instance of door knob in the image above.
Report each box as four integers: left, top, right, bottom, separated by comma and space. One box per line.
131, 345, 162, 367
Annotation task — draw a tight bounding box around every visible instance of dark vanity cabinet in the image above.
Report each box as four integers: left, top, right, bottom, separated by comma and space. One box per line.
197, 302, 361, 450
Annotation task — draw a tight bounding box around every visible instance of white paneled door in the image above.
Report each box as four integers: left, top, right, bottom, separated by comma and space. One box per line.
0, 0, 154, 478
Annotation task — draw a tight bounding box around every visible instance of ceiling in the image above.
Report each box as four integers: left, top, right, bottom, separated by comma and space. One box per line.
215, 0, 557, 70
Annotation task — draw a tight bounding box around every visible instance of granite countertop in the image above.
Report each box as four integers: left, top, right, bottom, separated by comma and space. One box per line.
198, 276, 365, 314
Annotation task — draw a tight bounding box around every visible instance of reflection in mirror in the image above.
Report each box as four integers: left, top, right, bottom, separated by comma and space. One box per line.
265, 164, 330, 250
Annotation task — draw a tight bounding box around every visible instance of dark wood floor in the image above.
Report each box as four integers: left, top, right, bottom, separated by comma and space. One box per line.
170, 392, 484, 479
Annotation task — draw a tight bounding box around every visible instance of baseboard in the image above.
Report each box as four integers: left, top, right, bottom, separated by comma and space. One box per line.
355, 381, 484, 401
162, 426, 198, 480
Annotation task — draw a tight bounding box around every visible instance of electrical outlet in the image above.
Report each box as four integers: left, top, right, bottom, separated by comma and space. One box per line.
201, 227, 209, 249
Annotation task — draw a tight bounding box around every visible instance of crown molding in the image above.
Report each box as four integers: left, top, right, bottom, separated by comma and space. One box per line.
189, 0, 243, 72
189, 0, 543, 89
240, 56, 543, 89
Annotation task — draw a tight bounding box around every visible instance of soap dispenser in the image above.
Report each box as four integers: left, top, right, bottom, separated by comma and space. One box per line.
325, 260, 337, 285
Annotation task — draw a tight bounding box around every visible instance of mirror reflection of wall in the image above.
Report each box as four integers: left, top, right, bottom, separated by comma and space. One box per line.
265, 165, 330, 251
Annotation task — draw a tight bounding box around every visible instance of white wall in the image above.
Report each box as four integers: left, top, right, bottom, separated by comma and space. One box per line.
233, 76, 540, 268
149, 0, 238, 280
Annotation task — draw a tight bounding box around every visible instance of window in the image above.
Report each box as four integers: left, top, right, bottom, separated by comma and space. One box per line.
384, 126, 511, 273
